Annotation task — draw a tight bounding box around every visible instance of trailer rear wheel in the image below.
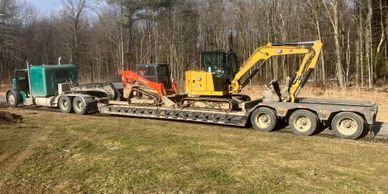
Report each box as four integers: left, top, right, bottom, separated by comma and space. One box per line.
332, 112, 365, 139
73, 96, 87, 115
251, 107, 278, 132
6, 90, 21, 107
58, 96, 73, 113
289, 110, 319, 136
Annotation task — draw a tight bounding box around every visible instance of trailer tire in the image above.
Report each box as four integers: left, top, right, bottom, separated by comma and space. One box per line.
6, 89, 22, 107
332, 112, 365, 140
289, 109, 319, 136
251, 107, 278, 132
73, 96, 87, 115
58, 96, 73, 113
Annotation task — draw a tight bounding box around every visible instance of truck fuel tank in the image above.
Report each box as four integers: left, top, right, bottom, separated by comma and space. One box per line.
34, 97, 56, 107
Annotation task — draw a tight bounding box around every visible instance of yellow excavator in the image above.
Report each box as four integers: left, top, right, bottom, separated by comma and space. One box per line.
184, 40, 322, 109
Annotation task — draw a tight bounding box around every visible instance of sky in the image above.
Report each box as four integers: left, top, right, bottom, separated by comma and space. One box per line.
26, 0, 62, 13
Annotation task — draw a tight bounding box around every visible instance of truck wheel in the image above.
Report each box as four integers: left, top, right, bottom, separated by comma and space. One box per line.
251, 107, 278, 132
6, 90, 21, 107
289, 110, 319, 136
73, 96, 87, 115
331, 112, 365, 139
58, 96, 73, 113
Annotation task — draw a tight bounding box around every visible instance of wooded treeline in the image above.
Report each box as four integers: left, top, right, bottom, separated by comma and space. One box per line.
0, 0, 387, 89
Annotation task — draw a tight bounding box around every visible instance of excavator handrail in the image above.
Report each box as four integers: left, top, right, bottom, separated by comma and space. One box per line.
230, 40, 322, 102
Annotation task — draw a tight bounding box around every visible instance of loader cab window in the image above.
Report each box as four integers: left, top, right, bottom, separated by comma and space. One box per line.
157, 65, 169, 76
137, 65, 156, 77
157, 64, 172, 88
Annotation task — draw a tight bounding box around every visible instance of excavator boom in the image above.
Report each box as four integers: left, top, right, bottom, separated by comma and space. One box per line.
230, 40, 322, 102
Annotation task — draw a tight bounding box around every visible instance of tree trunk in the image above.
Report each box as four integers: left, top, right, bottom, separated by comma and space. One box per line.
366, 0, 373, 88
333, 1, 345, 87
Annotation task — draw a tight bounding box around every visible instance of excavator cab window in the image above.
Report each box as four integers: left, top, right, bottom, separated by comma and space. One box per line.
202, 51, 238, 80
203, 52, 225, 76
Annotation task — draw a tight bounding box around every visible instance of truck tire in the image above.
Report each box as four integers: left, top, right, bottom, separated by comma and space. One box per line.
58, 96, 73, 113
250, 107, 278, 132
289, 109, 319, 136
6, 89, 22, 107
73, 96, 87, 115
331, 112, 365, 140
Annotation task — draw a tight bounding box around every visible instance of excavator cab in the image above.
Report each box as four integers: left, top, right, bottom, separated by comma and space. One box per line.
202, 51, 238, 80
185, 51, 239, 96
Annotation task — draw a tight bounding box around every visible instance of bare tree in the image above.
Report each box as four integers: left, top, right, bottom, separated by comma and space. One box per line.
62, 0, 87, 64
323, 0, 345, 87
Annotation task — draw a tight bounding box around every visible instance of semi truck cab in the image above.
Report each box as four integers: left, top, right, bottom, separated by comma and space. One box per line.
7, 64, 78, 106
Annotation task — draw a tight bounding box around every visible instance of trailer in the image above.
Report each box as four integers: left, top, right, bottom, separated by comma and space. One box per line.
97, 96, 378, 140
6, 63, 378, 140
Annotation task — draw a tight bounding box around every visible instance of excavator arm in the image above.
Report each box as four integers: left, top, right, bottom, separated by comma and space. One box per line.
230, 40, 322, 102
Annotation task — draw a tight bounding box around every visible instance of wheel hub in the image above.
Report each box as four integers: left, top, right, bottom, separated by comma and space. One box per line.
63, 101, 68, 108
295, 116, 311, 132
75, 100, 83, 110
257, 113, 271, 128
337, 118, 357, 135
8, 94, 16, 105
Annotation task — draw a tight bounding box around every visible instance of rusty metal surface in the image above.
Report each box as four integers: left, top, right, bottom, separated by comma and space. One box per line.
99, 104, 248, 127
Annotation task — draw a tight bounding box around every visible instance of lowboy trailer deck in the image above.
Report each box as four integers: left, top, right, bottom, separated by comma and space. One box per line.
98, 96, 378, 140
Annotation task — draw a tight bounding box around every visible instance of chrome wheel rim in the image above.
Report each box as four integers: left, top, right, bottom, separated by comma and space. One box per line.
294, 116, 312, 132
337, 117, 358, 136
8, 93, 16, 105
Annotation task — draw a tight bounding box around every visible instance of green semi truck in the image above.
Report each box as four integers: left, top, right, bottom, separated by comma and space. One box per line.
6, 62, 121, 115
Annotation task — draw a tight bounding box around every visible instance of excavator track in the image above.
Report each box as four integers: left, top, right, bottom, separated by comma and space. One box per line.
127, 86, 162, 107
180, 97, 237, 112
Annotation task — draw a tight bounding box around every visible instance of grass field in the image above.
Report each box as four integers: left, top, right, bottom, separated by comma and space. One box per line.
1, 108, 388, 193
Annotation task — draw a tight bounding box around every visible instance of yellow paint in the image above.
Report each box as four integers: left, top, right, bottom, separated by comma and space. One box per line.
185, 40, 323, 102
185, 71, 229, 96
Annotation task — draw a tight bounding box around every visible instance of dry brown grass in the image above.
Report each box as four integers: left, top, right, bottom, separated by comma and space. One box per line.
242, 85, 388, 122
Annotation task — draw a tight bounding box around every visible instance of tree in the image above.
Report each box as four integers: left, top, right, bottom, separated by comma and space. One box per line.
323, 0, 346, 87
62, 0, 88, 64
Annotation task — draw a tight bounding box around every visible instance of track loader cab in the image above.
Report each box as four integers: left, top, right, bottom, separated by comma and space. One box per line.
135, 64, 173, 89
185, 51, 238, 96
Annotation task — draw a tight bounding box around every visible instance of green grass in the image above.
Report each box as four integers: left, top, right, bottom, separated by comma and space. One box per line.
0, 108, 388, 193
